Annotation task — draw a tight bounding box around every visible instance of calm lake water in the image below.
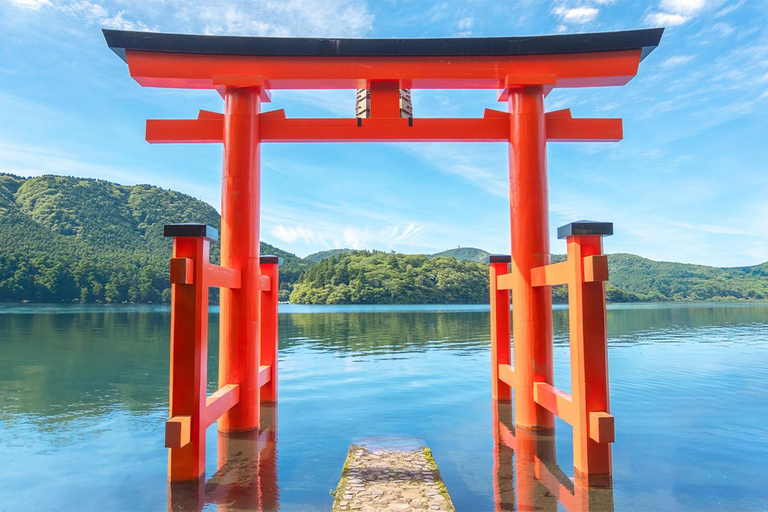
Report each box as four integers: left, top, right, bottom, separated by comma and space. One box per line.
1, 302, 768, 511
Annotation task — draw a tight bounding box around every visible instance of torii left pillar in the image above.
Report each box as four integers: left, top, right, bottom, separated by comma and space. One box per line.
218, 84, 263, 433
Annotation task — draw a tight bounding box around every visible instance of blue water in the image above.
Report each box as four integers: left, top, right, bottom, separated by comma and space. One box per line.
1, 303, 767, 511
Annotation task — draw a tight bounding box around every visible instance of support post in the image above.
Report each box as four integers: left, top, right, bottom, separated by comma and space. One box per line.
259, 255, 282, 402
488, 255, 512, 401
165, 224, 217, 482
508, 85, 554, 430
559, 221, 613, 486
219, 85, 263, 432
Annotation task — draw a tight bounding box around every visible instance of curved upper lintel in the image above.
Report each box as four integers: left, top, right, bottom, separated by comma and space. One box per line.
104, 28, 663, 61
104, 28, 663, 91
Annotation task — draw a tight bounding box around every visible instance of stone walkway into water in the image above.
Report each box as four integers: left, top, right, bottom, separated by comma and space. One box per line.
331, 440, 455, 512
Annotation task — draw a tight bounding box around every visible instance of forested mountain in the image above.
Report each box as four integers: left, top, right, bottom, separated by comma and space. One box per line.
304, 249, 353, 263
429, 247, 490, 263
0, 173, 303, 303
290, 252, 489, 304
2, 172, 768, 305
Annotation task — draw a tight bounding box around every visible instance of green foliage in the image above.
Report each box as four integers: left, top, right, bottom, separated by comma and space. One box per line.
0, 173, 304, 303
304, 248, 352, 263
429, 247, 490, 263
3, 172, 768, 305
291, 251, 490, 304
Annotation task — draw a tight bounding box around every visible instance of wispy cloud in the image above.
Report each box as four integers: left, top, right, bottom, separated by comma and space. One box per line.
552, 6, 599, 24
5, 0, 373, 37
660, 55, 694, 68
6, 0, 49, 9
645, 0, 707, 26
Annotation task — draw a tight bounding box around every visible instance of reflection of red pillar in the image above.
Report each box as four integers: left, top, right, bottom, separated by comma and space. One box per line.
259, 257, 280, 402
219, 86, 262, 432
257, 403, 280, 512
508, 86, 554, 430
212, 404, 279, 512
492, 402, 515, 512
489, 256, 512, 401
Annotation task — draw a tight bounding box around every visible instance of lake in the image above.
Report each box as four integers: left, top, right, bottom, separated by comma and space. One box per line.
1, 303, 767, 511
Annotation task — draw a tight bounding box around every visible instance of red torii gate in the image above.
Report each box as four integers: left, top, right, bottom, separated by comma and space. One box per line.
104, 27, 663, 486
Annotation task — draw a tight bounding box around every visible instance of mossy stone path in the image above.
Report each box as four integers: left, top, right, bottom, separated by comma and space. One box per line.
331, 441, 455, 512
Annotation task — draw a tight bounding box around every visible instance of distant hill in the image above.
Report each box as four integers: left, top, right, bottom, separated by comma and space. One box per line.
291, 250, 489, 304
430, 247, 490, 263
304, 248, 352, 263
2, 172, 768, 305
0, 173, 304, 303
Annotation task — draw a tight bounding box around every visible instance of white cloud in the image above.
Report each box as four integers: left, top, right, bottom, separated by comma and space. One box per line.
6, 0, 372, 37
645, 12, 689, 26
660, 55, 694, 68
5, 0, 50, 9
183, 0, 373, 37
270, 225, 328, 246
343, 227, 371, 250
457, 16, 473, 31
645, 0, 707, 27
397, 143, 508, 198
659, 0, 706, 15
552, 6, 599, 24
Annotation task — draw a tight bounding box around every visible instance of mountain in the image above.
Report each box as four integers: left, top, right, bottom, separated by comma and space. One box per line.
304, 248, 353, 263
290, 250, 489, 304
430, 247, 490, 263
0, 173, 303, 303
2, 172, 768, 305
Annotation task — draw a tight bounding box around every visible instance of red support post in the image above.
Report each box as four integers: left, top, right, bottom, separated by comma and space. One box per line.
560, 222, 613, 487
259, 255, 281, 402
488, 255, 512, 401
165, 225, 217, 482
508, 85, 554, 430
219, 84, 263, 433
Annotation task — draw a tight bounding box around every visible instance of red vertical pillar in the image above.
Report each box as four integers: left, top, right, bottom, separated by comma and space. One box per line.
489, 255, 512, 401
560, 221, 614, 486
508, 86, 554, 430
219, 86, 262, 432
259, 255, 281, 402
164, 224, 217, 482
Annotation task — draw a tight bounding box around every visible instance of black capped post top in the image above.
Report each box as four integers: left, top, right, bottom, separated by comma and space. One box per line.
557, 221, 613, 239
260, 255, 283, 265
487, 254, 512, 264
163, 223, 219, 241
103, 28, 663, 62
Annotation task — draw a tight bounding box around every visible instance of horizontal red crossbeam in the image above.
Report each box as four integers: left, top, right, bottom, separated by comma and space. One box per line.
204, 384, 239, 428
530, 255, 610, 288
498, 363, 515, 387
126, 50, 643, 90
146, 109, 622, 144
533, 382, 575, 425
258, 365, 271, 387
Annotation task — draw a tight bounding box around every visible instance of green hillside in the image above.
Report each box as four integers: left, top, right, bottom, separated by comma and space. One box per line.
0, 173, 304, 303
290, 251, 489, 304
304, 248, 352, 263
2, 172, 767, 305
430, 247, 490, 263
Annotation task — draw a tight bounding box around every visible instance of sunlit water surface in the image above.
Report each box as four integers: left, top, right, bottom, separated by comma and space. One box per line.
1, 303, 767, 511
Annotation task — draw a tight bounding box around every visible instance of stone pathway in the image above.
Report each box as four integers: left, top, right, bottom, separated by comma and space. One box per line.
331, 442, 455, 512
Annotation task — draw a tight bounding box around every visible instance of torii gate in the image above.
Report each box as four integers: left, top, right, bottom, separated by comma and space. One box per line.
103, 27, 663, 487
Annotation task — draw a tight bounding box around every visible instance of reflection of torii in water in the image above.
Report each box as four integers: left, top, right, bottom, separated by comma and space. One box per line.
102, 27, 663, 488
494, 402, 614, 512
168, 404, 279, 512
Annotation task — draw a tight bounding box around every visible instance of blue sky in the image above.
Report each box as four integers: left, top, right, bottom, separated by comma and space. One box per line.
1, 0, 767, 266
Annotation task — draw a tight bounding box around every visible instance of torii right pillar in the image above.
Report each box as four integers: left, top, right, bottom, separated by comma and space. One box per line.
497, 80, 617, 488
